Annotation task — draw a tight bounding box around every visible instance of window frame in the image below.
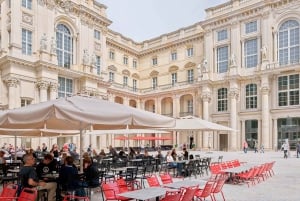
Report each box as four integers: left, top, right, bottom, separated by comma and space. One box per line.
58, 77, 73, 98
22, 28, 32, 55
245, 84, 258, 109
217, 88, 228, 112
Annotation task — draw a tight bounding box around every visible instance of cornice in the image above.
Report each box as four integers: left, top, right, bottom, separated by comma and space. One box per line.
139, 34, 202, 57
106, 39, 139, 57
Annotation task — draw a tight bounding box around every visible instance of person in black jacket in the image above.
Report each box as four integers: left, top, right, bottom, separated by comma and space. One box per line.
36, 154, 58, 181
83, 157, 99, 188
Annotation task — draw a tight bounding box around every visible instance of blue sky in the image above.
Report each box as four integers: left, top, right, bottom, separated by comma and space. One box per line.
98, 0, 227, 42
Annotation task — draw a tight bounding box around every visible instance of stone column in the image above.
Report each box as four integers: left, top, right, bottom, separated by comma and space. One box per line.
261, 86, 270, 149
229, 89, 239, 150
37, 81, 49, 102
155, 97, 161, 114
201, 92, 211, 149
173, 94, 180, 118
5, 78, 19, 109
273, 118, 278, 151
241, 120, 245, 148
49, 83, 58, 100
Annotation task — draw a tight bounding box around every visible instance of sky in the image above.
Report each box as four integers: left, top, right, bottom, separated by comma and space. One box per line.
98, 0, 228, 42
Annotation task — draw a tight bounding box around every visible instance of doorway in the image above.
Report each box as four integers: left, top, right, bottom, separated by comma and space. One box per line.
219, 134, 228, 151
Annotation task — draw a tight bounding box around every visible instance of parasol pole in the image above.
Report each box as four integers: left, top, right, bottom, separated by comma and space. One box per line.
14, 133, 17, 161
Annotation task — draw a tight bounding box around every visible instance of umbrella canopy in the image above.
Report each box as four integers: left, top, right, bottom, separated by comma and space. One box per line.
87, 128, 169, 135
114, 136, 128, 140
162, 116, 234, 131
0, 96, 175, 130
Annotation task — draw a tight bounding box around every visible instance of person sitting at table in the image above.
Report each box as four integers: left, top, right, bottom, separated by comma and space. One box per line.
166, 151, 183, 177
83, 157, 100, 188
128, 147, 136, 159
182, 148, 189, 160
171, 149, 177, 161
59, 156, 83, 195
19, 154, 57, 201
0, 150, 6, 164
36, 154, 58, 181
99, 149, 106, 159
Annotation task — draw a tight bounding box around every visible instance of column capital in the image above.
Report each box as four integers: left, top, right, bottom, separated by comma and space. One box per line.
5, 77, 19, 88
49, 82, 58, 92
261, 86, 270, 95
36, 80, 49, 90
201, 92, 211, 102
229, 89, 239, 100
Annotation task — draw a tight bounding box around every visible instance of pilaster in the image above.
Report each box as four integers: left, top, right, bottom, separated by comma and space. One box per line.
37, 80, 49, 102
5, 77, 19, 109
229, 88, 239, 150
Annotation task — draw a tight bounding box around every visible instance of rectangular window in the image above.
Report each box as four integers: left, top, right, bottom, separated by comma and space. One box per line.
245, 21, 257, 34
171, 52, 177, 61
217, 29, 228, 41
187, 69, 194, 83
123, 56, 128, 65
217, 46, 228, 73
94, 30, 101, 40
133, 60, 137, 69
244, 38, 258, 68
171, 73, 177, 86
218, 88, 228, 112
96, 56, 101, 75
152, 77, 157, 89
246, 84, 258, 109
22, 29, 32, 55
187, 100, 193, 113
123, 76, 128, 87
109, 72, 114, 82
22, 0, 32, 9
133, 79, 137, 92
58, 77, 73, 98
109, 51, 115, 60
152, 57, 158, 66
187, 47, 194, 57
278, 74, 300, 106
21, 98, 32, 107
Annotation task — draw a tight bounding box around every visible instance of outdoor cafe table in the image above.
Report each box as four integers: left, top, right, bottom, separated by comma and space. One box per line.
163, 179, 206, 189
222, 163, 256, 174
118, 186, 168, 201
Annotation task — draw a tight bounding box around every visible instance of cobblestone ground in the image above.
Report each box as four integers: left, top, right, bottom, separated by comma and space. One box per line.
90, 150, 300, 201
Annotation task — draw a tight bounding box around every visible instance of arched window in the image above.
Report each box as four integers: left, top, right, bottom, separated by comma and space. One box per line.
56, 24, 73, 68
278, 20, 300, 66
245, 84, 257, 109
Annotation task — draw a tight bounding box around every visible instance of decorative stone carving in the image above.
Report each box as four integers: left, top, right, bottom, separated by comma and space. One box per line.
90, 53, 96, 66
261, 86, 270, 95
261, 45, 268, 60
82, 49, 89, 65
50, 36, 56, 54
229, 89, 239, 100
40, 33, 48, 51
5, 78, 19, 88
37, 81, 49, 90
201, 92, 211, 102
230, 53, 237, 66
94, 42, 101, 51
22, 13, 33, 25
49, 82, 58, 92
201, 59, 208, 73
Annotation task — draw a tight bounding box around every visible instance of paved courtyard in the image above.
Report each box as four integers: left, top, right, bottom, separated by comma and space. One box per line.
90, 150, 300, 201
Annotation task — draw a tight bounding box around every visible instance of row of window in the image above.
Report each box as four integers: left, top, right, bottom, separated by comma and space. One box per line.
217, 74, 299, 111
216, 20, 300, 72
109, 47, 194, 68
22, 24, 101, 75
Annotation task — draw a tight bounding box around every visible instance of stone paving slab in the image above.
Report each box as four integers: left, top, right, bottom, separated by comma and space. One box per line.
91, 150, 300, 201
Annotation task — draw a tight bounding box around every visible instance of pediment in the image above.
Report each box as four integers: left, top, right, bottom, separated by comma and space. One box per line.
150, 70, 159, 77
168, 65, 179, 72
132, 73, 140, 79
122, 69, 131, 76
184, 62, 196, 68
108, 65, 117, 71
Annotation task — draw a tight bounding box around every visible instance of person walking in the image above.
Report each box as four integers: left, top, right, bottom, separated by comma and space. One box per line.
260, 144, 264, 153
296, 141, 300, 158
283, 142, 289, 159
254, 141, 258, 153
243, 141, 248, 153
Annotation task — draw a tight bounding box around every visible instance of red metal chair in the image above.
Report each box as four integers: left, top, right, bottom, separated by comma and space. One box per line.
63, 195, 90, 201
0, 184, 18, 199
146, 175, 161, 187
160, 190, 182, 201
194, 181, 215, 201
102, 182, 131, 201
18, 188, 38, 201
211, 177, 227, 201
159, 173, 173, 184
180, 185, 199, 201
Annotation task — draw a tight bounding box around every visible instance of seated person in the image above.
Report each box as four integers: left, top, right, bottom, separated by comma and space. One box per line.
166, 151, 183, 177
59, 156, 80, 193
36, 154, 58, 181
83, 157, 100, 188
19, 154, 57, 201
182, 148, 189, 160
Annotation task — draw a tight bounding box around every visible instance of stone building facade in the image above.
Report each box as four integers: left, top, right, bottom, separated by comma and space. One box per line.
0, 0, 299, 151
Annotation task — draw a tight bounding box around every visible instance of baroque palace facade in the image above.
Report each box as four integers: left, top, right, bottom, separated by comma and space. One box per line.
0, 0, 300, 151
